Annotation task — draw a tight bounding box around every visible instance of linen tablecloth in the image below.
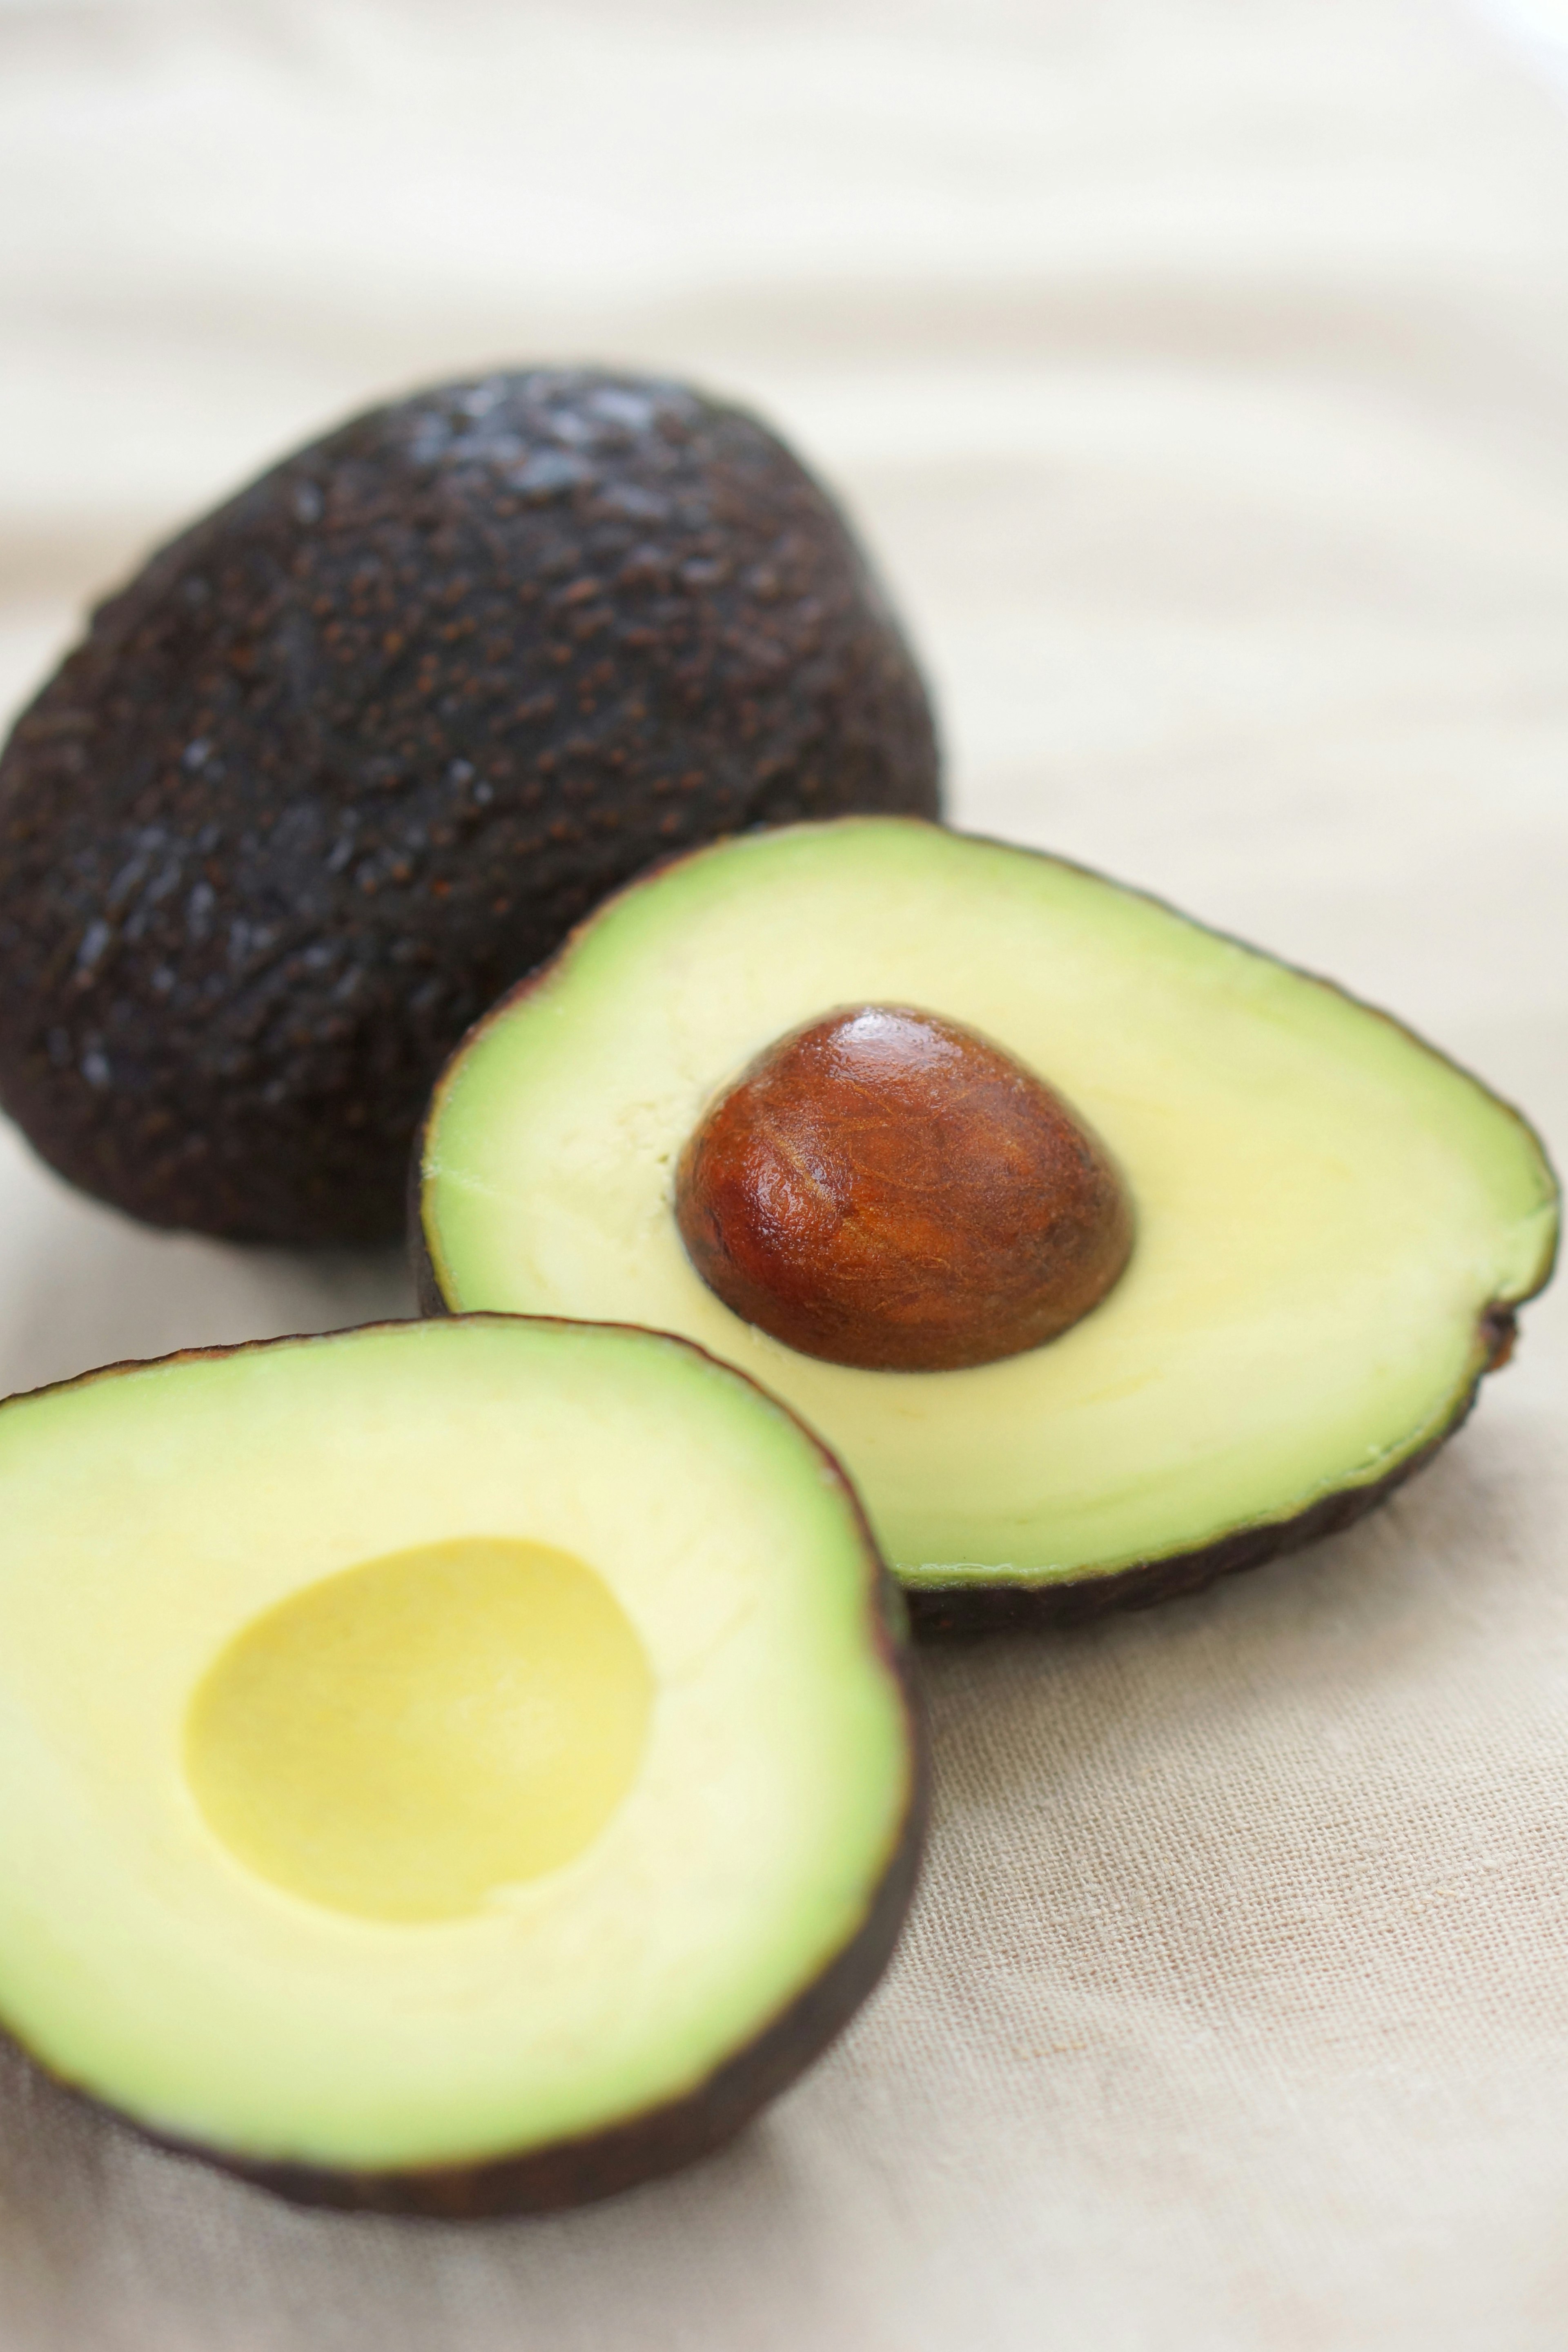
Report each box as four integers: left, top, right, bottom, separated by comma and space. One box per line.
1, 2, 1566, 2343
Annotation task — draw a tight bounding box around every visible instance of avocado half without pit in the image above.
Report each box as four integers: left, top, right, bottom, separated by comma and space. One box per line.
416, 817, 1559, 1628
0, 1317, 921, 2213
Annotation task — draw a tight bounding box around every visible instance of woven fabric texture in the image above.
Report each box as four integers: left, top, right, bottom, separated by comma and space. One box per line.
0, 2, 1565, 2344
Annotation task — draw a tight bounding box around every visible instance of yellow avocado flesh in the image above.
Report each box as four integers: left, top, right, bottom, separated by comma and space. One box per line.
186, 1538, 655, 1923
0, 1318, 911, 2172
421, 820, 1559, 1591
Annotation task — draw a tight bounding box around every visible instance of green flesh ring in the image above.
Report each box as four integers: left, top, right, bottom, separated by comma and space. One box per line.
418, 819, 1559, 1609
0, 1317, 918, 2205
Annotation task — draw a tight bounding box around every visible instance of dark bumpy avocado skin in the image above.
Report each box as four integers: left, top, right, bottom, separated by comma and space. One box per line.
0, 371, 940, 1244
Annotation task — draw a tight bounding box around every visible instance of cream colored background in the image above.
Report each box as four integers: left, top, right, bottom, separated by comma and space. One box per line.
2, 1, 1568, 2344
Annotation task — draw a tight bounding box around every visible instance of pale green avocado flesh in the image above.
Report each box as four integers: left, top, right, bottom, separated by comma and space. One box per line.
0, 1317, 914, 2176
420, 820, 1559, 1596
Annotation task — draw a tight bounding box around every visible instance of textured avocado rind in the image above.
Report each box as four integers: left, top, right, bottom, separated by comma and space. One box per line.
0, 370, 941, 1247
0, 1316, 926, 2215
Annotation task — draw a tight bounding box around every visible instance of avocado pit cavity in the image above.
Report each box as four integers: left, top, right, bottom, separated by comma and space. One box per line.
675, 1005, 1134, 1372
186, 1537, 653, 1923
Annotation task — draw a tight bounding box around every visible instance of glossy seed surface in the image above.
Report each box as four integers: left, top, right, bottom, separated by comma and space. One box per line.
675, 1004, 1134, 1372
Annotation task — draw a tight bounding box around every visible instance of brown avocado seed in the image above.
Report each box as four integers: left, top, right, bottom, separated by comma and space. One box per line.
674, 1005, 1134, 1372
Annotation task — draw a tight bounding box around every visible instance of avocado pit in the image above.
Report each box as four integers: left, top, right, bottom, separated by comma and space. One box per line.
675, 1005, 1134, 1372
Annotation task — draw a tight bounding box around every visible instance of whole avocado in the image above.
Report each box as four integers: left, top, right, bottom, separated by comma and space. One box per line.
0, 370, 941, 1244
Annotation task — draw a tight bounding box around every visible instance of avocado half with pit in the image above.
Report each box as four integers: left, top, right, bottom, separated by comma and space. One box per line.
415, 818, 1559, 1629
0, 1316, 921, 2212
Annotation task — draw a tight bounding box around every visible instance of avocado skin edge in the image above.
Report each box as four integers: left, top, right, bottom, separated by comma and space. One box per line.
900, 1300, 1520, 1633
200, 1760, 923, 2217
0, 370, 940, 1248
0, 1317, 926, 2218
408, 820, 1561, 1631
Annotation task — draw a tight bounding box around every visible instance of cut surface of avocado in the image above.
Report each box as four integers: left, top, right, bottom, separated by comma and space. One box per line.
417, 819, 1559, 1618
185, 1536, 656, 1923
0, 1317, 919, 2209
